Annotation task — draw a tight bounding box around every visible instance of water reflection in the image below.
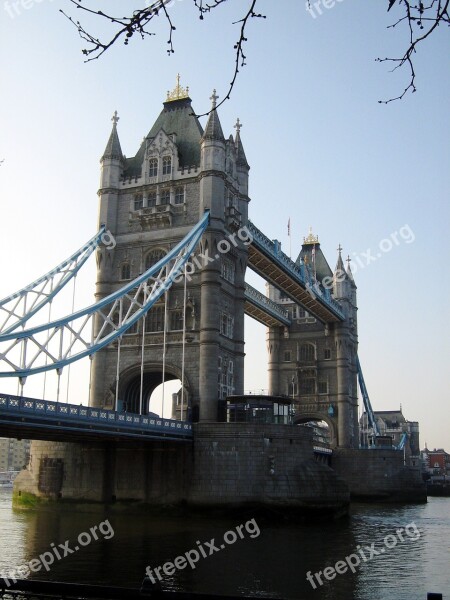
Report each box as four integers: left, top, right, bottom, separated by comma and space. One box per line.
0, 491, 449, 599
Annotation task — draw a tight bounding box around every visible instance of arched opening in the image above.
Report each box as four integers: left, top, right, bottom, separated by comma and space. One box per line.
119, 365, 190, 420
294, 416, 336, 448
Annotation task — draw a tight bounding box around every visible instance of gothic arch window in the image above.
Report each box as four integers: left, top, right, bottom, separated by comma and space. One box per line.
147, 191, 157, 207
300, 343, 315, 363
160, 189, 170, 205
134, 194, 143, 211
145, 248, 167, 271
149, 158, 158, 178
162, 156, 172, 175
121, 263, 131, 281
170, 309, 183, 331
145, 304, 165, 332
174, 186, 185, 205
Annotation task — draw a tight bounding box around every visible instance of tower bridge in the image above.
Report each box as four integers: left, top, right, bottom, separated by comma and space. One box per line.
0, 79, 425, 508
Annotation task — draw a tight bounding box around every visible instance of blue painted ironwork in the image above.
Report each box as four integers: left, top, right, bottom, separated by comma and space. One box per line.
397, 431, 408, 450
246, 220, 345, 321
244, 283, 291, 326
0, 226, 106, 335
0, 393, 192, 441
0, 212, 209, 378
356, 355, 380, 437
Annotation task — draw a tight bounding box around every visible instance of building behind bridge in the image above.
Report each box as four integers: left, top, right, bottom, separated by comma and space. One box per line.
359, 409, 420, 466
0, 437, 30, 472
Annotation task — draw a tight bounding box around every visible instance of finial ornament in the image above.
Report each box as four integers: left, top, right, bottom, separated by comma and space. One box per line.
234, 118, 242, 135
337, 244, 343, 255
346, 255, 351, 267
111, 110, 119, 125
166, 74, 190, 102
303, 226, 319, 245
210, 89, 219, 108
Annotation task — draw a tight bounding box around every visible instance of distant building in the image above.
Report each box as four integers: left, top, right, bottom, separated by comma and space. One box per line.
0, 438, 31, 472
421, 447, 450, 479
359, 409, 420, 466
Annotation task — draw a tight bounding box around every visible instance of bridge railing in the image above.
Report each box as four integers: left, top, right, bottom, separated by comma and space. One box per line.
0, 394, 192, 436
244, 284, 291, 325
246, 220, 345, 320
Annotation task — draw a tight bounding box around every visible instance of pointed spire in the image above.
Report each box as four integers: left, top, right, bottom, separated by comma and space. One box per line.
202, 90, 225, 142
102, 111, 124, 162
234, 117, 249, 168
346, 255, 356, 286
335, 243, 345, 273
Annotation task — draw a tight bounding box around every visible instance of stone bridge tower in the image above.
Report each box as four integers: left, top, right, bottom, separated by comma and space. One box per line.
91, 80, 250, 422
266, 231, 359, 448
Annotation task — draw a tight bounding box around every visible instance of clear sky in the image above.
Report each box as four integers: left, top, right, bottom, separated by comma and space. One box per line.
0, 1, 449, 450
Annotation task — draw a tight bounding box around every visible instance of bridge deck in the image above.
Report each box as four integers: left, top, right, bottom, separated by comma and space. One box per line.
247, 221, 345, 323
244, 283, 291, 327
0, 394, 192, 444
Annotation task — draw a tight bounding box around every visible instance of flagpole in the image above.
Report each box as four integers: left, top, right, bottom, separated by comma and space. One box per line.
288, 218, 291, 259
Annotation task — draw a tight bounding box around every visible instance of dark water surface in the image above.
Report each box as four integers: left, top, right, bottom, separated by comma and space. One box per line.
0, 491, 448, 599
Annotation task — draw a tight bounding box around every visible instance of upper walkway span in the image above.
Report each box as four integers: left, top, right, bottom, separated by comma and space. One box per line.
247, 220, 345, 323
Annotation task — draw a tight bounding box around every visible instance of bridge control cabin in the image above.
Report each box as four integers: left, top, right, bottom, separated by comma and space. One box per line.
224, 394, 293, 425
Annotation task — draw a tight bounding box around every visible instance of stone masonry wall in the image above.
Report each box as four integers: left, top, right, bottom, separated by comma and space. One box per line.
189, 423, 349, 512
332, 448, 426, 502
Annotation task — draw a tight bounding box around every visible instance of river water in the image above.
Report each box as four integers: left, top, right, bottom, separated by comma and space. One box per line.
0, 490, 448, 599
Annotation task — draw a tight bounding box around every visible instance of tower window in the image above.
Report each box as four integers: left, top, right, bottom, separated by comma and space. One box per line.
134, 194, 143, 211
121, 263, 131, 281
220, 313, 234, 339
145, 249, 166, 270
170, 309, 184, 331
324, 348, 331, 360
300, 343, 315, 363
174, 187, 185, 205
162, 156, 172, 175
147, 191, 157, 207
221, 258, 235, 283
160, 189, 170, 205
283, 351, 291, 362
300, 378, 316, 395
318, 381, 328, 394
146, 305, 165, 332
149, 158, 158, 178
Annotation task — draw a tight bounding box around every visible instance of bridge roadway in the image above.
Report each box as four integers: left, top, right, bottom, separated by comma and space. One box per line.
0, 394, 192, 444
246, 220, 345, 324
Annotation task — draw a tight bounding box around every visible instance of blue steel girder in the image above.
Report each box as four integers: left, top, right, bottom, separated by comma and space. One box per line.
246, 221, 345, 323
244, 283, 291, 327
0, 226, 106, 335
356, 355, 380, 437
0, 212, 209, 378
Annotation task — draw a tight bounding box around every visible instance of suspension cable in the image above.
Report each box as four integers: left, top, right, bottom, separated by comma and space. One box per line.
161, 269, 168, 418
115, 302, 123, 412
181, 264, 187, 421
65, 273, 78, 403
139, 284, 147, 416
42, 279, 54, 400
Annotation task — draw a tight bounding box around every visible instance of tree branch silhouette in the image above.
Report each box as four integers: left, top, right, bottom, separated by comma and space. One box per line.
63, 0, 448, 111
60, 0, 265, 117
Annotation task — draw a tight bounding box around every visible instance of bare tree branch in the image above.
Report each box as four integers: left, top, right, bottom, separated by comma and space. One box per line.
61, 0, 265, 117
377, 0, 450, 103
63, 0, 448, 110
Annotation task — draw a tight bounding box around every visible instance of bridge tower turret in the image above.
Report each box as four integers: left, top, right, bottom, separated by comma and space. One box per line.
90, 112, 124, 406
90, 80, 250, 423
266, 231, 359, 448
332, 247, 359, 448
